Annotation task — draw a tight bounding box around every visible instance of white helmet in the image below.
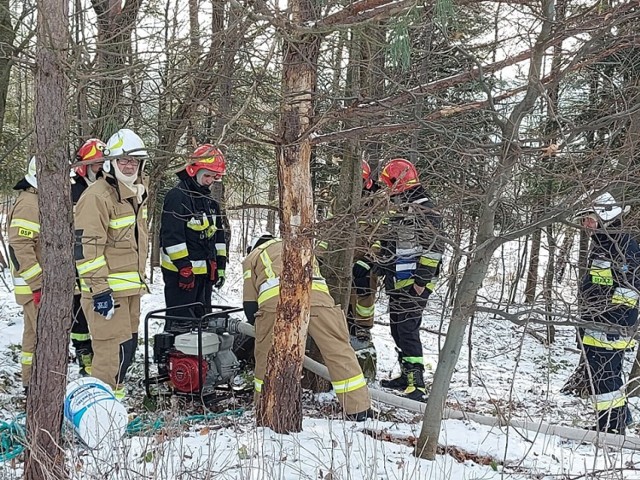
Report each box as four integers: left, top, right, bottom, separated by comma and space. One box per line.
574, 192, 630, 224
104, 129, 147, 184
25, 156, 37, 189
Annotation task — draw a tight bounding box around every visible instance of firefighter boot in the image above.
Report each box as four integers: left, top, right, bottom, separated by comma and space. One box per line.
350, 327, 377, 384
403, 364, 427, 402
380, 355, 409, 391
78, 353, 93, 377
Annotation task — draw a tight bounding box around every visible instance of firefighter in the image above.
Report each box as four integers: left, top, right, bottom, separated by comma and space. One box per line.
376, 158, 444, 401
160, 144, 228, 333
7, 157, 42, 391
572, 192, 640, 434
74, 129, 149, 399
347, 159, 382, 381
69, 138, 108, 376
243, 234, 373, 420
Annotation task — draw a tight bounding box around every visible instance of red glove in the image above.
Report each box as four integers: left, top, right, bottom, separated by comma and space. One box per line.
33, 290, 42, 307
178, 267, 195, 291
209, 260, 217, 282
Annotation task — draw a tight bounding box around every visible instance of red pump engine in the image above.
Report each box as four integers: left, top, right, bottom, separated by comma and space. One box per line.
169, 352, 208, 393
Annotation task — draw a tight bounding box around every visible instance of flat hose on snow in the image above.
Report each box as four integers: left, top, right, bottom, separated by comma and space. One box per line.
229, 319, 640, 450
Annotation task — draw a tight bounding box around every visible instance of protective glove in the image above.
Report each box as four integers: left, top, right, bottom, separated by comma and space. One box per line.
93, 290, 115, 319
214, 270, 225, 289
178, 266, 195, 291
32, 290, 41, 307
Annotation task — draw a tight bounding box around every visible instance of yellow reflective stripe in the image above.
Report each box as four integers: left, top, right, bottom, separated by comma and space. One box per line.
192, 260, 207, 275
243, 270, 251, 279
260, 250, 275, 279
107, 272, 144, 292
371, 241, 381, 249
356, 303, 375, 317
583, 334, 633, 350
356, 260, 370, 270
395, 279, 414, 288
332, 373, 366, 394
215, 243, 227, 256
594, 390, 626, 411
21, 263, 42, 281
160, 251, 179, 271
590, 268, 613, 286
70, 333, 91, 341
612, 287, 639, 307
14, 285, 32, 295
317, 241, 329, 251
77, 255, 107, 275
257, 280, 329, 305
21, 352, 33, 365
254, 378, 263, 392
403, 356, 424, 364
187, 217, 210, 232
218, 269, 225, 277
114, 388, 126, 400
79, 279, 90, 292
419, 257, 439, 267
142, 207, 148, 220
165, 243, 189, 260
10, 219, 40, 233
258, 286, 280, 305
109, 215, 136, 229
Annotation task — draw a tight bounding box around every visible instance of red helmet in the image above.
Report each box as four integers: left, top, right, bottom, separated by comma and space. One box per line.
380, 158, 419, 193
362, 160, 373, 189
75, 139, 108, 177
186, 144, 226, 179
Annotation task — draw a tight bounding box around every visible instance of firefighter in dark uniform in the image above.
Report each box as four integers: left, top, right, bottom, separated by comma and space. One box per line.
160, 144, 228, 332
573, 192, 640, 434
243, 234, 372, 420
70, 138, 108, 376
376, 158, 445, 401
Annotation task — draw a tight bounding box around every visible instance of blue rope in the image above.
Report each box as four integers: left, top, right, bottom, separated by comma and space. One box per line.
126, 408, 245, 436
0, 415, 26, 462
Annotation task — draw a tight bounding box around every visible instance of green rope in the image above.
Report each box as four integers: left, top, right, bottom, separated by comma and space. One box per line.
0, 415, 26, 462
126, 408, 245, 436
0, 409, 245, 462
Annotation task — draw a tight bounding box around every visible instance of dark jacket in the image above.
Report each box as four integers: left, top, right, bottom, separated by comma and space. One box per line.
377, 185, 445, 291
160, 173, 227, 277
581, 221, 640, 333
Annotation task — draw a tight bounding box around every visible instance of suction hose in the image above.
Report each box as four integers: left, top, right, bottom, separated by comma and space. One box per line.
228, 318, 640, 450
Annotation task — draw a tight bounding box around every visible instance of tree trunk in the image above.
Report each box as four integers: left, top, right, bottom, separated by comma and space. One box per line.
524, 210, 541, 303
24, 0, 73, 478
415, 0, 554, 459
256, 0, 319, 434
0, 0, 16, 140
91, 0, 141, 138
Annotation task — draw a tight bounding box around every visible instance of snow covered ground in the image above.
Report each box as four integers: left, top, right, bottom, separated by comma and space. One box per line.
1, 229, 640, 479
